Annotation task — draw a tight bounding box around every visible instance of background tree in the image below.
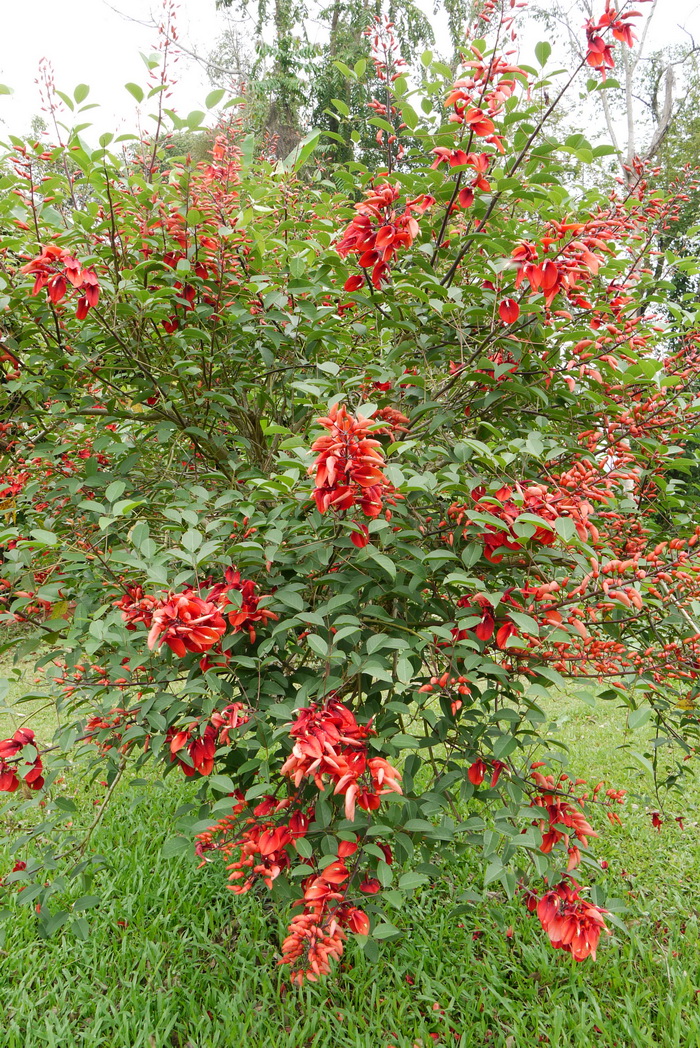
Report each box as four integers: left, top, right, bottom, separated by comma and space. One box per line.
534, 0, 700, 185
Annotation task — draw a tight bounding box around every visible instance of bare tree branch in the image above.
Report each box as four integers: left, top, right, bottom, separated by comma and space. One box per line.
102, 1, 248, 81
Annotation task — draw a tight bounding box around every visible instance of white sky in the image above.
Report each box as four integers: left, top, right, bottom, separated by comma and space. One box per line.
0, 0, 699, 140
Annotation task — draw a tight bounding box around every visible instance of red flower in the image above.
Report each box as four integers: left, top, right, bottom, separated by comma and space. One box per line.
490, 761, 506, 788
344, 274, 365, 292
310, 403, 392, 518
496, 620, 525, 650
584, 29, 615, 76
0, 727, 36, 760
350, 523, 370, 548
209, 567, 278, 643
336, 182, 432, 289
0, 729, 43, 791
20, 245, 100, 316
530, 769, 598, 859
281, 699, 401, 820
468, 759, 487, 786
147, 591, 227, 657
115, 585, 158, 630
0, 763, 19, 792
344, 906, 370, 935
498, 298, 520, 324
583, 3, 638, 80
537, 881, 610, 961
458, 593, 496, 641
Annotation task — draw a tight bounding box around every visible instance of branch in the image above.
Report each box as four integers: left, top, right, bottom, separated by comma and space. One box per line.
102, 1, 248, 81
645, 62, 676, 160
54, 756, 128, 862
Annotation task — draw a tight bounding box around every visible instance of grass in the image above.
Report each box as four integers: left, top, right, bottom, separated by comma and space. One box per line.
2, 660, 700, 1047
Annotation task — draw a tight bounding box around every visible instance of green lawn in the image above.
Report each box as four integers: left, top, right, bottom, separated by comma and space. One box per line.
2, 661, 700, 1048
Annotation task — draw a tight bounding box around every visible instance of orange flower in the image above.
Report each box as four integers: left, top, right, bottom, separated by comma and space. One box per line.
310, 403, 391, 518
147, 591, 226, 657
208, 567, 278, 643
336, 182, 432, 289
20, 244, 100, 317
281, 699, 401, 820
537, 881, 610, 961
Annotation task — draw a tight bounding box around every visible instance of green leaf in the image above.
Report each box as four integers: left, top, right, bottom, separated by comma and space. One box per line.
30, 529, 58, 546
307, 634, 330, 658
555, 517, 577, 543
74, 84, 90, 103
125, 83, 145, 103
333, 61, 355, 80
71, 917, 90, 940
373, 921, 401, 939
181, 529, 203, 553
377, 860, 394, 887
628, 708, 652, 731
294, 837, 313, 859
398, 872, 429, 891
205, 88, 226, 109
244, 782, 274, 801
43, 911, 70, 937
161, 836, 191, 858
73, 895, 101, 912
535, 41, 552, 67
365, 552, 396, 581
403, 819, 435, 833
483, 860, 504, 886
105, 480, 127, 503
282, 129, 322, 172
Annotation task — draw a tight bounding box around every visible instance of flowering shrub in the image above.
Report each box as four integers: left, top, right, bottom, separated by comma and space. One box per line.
2, 0, 700, 980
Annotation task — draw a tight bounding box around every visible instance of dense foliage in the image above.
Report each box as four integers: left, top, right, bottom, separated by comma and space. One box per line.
2, 0, 700, 983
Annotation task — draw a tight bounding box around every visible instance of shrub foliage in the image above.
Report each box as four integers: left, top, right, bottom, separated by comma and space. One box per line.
2, 0, 700, 981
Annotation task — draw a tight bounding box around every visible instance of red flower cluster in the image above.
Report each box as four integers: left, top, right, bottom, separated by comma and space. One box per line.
364, 15, 408, 165
512, 242, 602, 308
208, 567, 279, 643
430, 149, 491, 210
20, 243, 100, 318
280, 836, 372, 983
279, 910, 348, 985
147, 591, 227, 657
115, 585, 159, 630
530, 768, 599, 871
116, 568, 277, 657
197, 795, 310, 893
0, 728, 44, 792
310, 403, 393, 518
444, 47, 527, 153
536, 880, 610, 961
455, 592, 522, 649
449, 481, 595, 565
584, 3, 638, 80
85, 706, 141, 754
370, 405, 409, 441
168, 702, 250, 778
336, 182, 433, 290
280, 699, 402, 820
